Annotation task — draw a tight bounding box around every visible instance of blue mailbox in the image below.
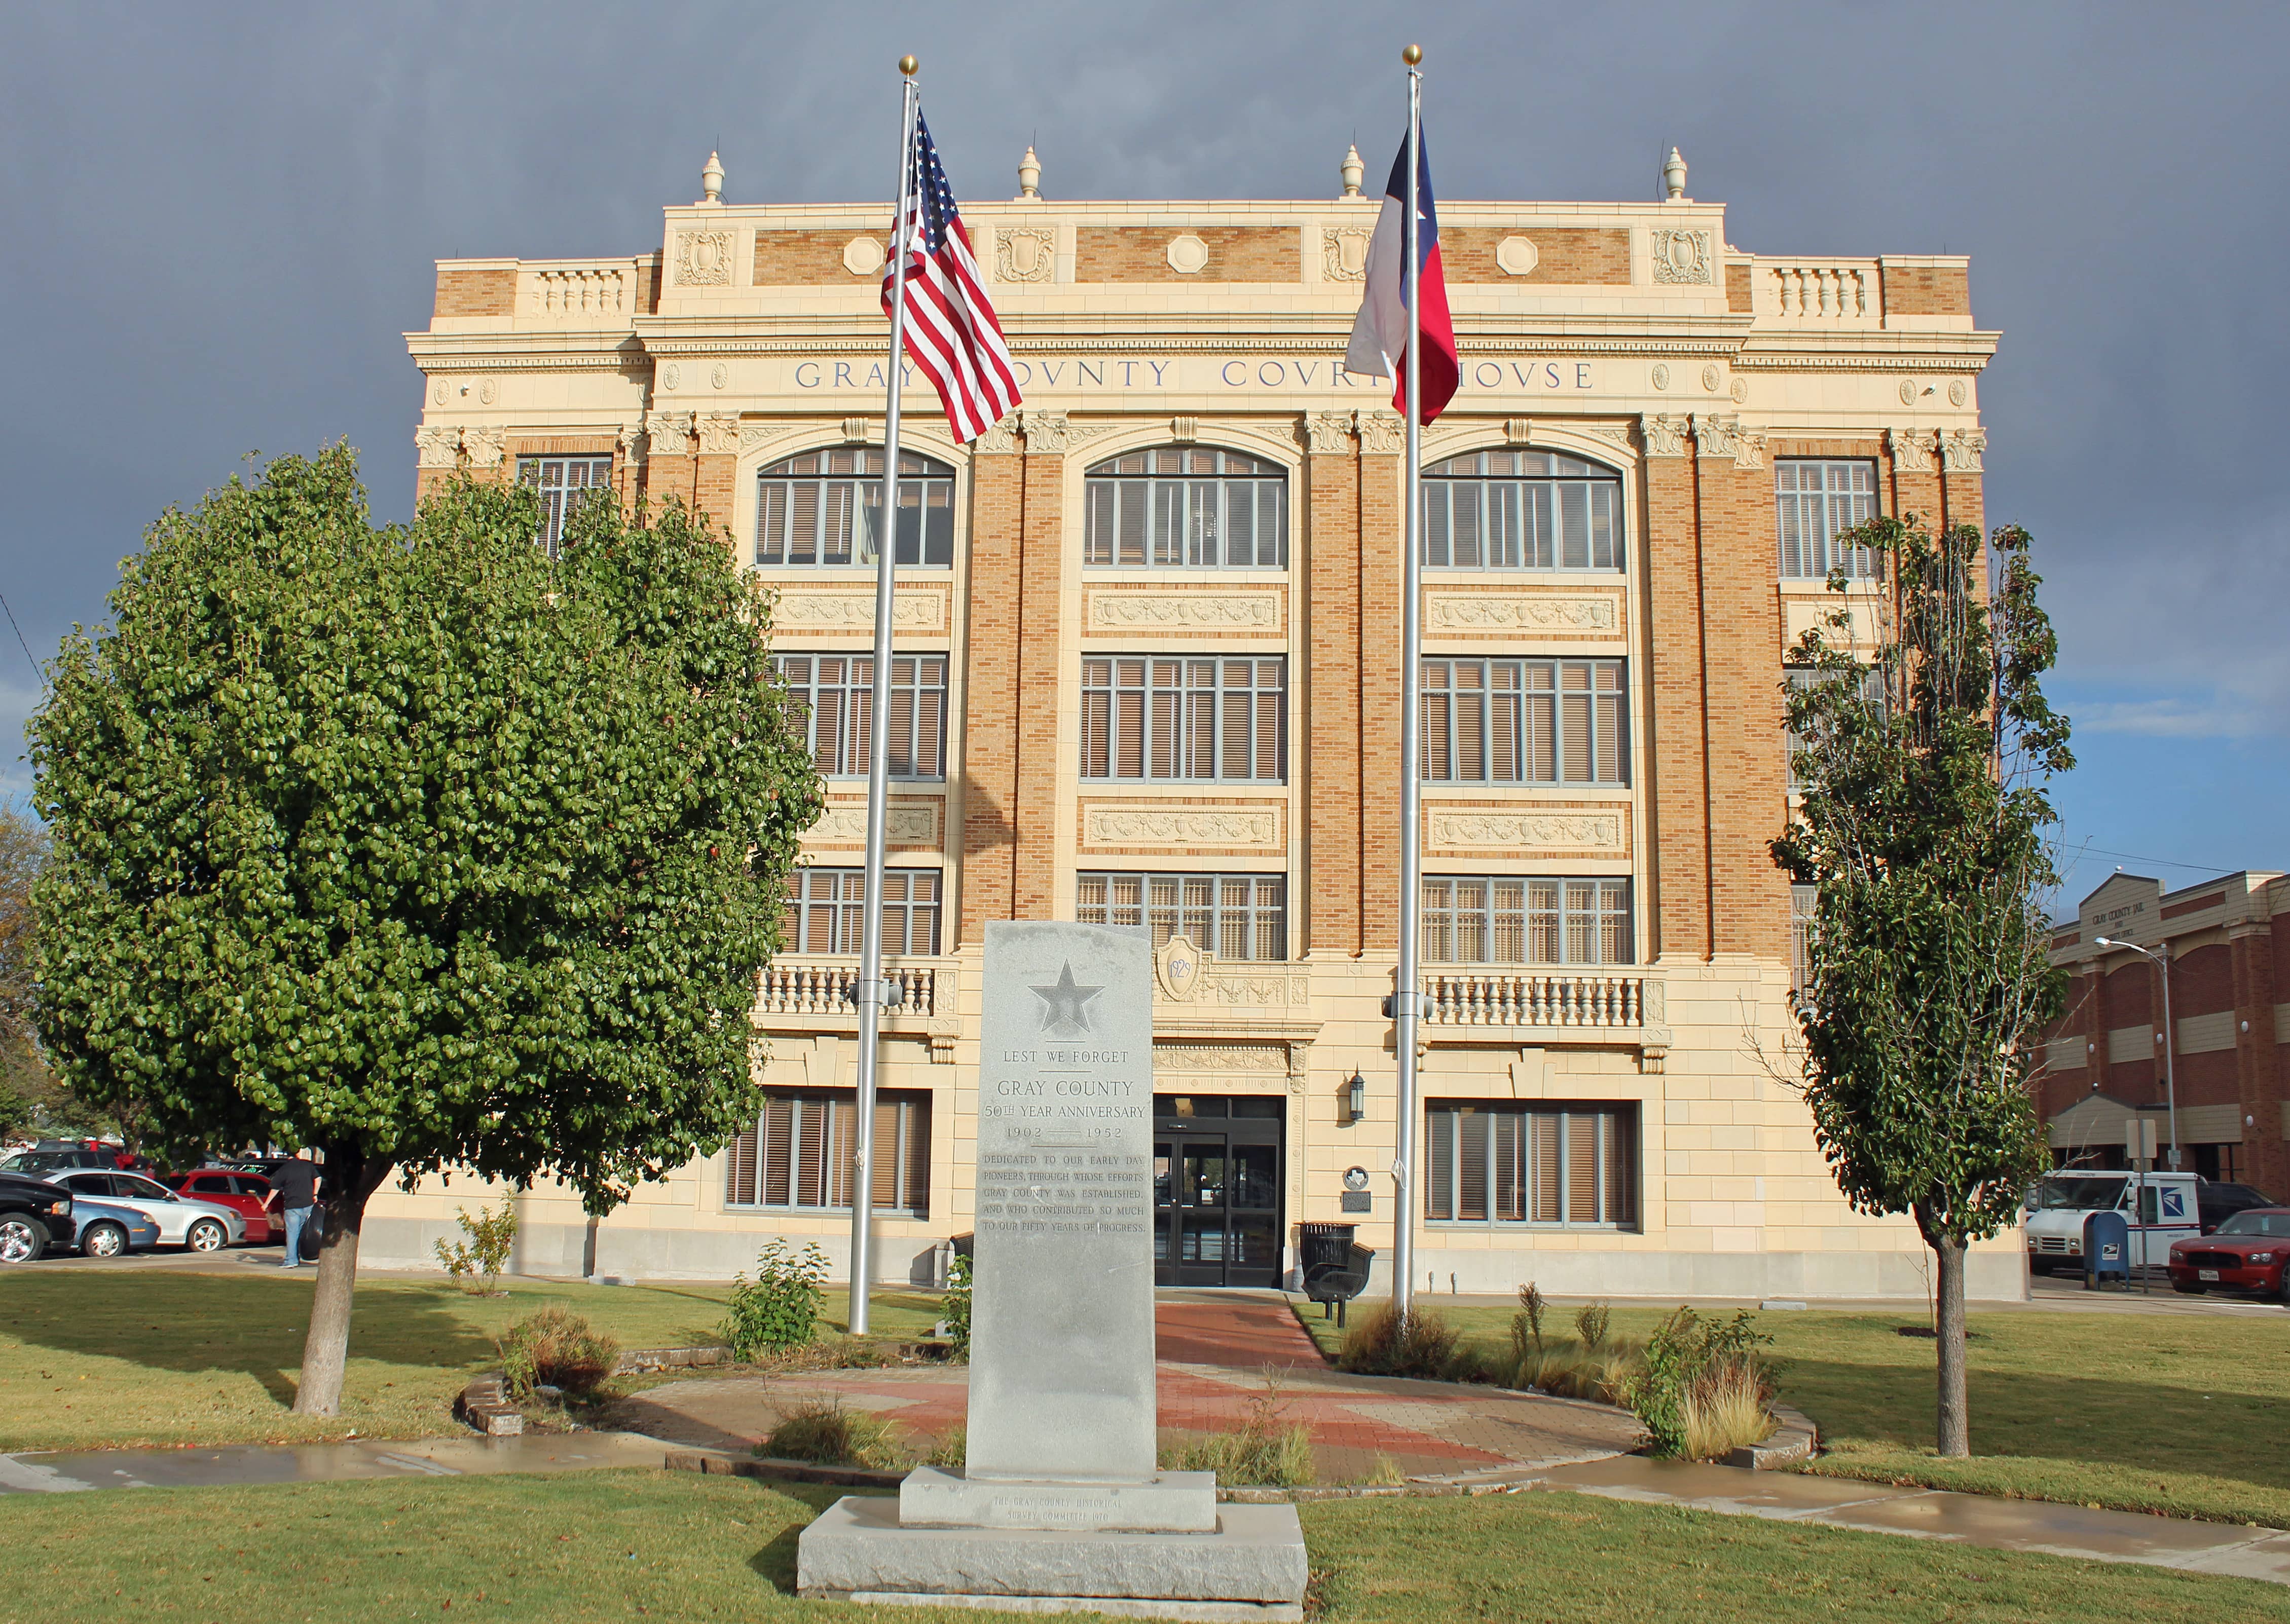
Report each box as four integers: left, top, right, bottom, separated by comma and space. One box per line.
2083, 1210, 2130, 1288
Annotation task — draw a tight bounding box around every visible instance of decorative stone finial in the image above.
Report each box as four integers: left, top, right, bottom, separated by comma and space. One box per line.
1017, 145, 1041, 200
1341, 143, 1363, 198
1663, 146, 1687, 202
700, 150, 725, 205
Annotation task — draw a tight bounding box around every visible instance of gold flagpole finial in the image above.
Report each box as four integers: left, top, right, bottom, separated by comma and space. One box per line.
1401, 43, 1422, 65
898, 55, 918, 76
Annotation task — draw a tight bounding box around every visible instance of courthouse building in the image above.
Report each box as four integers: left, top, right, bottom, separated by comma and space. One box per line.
373, 145, 2022, 1298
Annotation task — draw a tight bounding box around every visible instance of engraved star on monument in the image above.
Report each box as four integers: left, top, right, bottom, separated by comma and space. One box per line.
1030, 961, 1102, 1035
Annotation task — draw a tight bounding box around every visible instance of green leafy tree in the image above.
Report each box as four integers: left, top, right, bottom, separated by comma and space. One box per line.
1772, 514, 2072, 1459
30, 446, 821, 1414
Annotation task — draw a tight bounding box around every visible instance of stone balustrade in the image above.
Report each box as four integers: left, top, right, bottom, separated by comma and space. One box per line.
1758, 259, 1878, 324
519, 259, 642, 321
1423, 969, 1649, 1030
756, 958, 942, 1019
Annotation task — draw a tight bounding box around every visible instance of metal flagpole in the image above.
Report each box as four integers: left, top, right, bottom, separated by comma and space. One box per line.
849, 55, 920, 1337
1391, 43, 1425, 1316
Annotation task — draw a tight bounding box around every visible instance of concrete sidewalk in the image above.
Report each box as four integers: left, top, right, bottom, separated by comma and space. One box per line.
0, 1431, 664, 1494
1530, 1454, 2290, 1587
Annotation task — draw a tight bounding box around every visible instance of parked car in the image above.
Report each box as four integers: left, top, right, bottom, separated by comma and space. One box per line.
2197, 1182, 2278, 1236
71, 1197, 162, 1258
40, 1170, 246, 1252
0, 1173, 75, 1263
2168, 1208, 2290, 1300
0, 1146, 114, 1176
2022, 1171, 2201, 1272
162, 1169, 277, 1243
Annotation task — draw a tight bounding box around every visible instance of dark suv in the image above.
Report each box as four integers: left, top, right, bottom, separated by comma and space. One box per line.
0, 1173, 75, 1263
0, 1146, 114, 1176
2199, 1182, 2279, 1235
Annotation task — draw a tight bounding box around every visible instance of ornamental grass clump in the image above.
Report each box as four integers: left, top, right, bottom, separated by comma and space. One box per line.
763, 1399, 906, 1471
499, 1306, 619, 1400
1337, 1304, 1462, 1380
1172, 1370, 1316, 1487
1680, 1357, 1779, 1462
1626, 1306, 1776, 1459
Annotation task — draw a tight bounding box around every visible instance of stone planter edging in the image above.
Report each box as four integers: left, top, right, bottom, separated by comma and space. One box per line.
1722, 1403, 1818, 1470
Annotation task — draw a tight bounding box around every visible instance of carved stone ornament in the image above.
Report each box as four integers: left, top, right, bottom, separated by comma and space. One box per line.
1020, 410, 1070, 452
675, 229, 734, 286
772, 589, 946, 631
711, 362, 729, 390
1355, 410, 1405, 455
1691, 413, 1740, 460
1150, 1040, 1290, 1074
1649, 363, 1670, 391
1082, 807, 1280, 849
477, 377, 499, 406
662, 363, 683, 391
841, 417, 872, 444
645, 411, 695, 457
1424, 593, 1618, 633
1321, 226, 1372, 282
1169, 416, 1198, 443
1305, 411, 1354, 455
429, 378, 449, 407
1580, 423, 1639, 458
808, 802, 941, 847
1730, 377, 1749, 404
1732, 428, 1766, 470
1898, 380, 1917, 407
415, 425, 462, 469
1940, 429, 1986, 472
972, 417, 1020, 455
1639, 413, 1688, 458
1887, 427, 1936, 473
1426, 810, 1625, 852
995, 227, 1055, 283
842, 236, 886, 276
1650, 228, 1714, 285
1495, 236, 1539, 276
1088, 591, 1280, 631
1166, 234, 1210, 275
1947, 378, 1969, 408
696, 413, 741, 455
1701, 363, 1721, 393
460, 425, 506, 469
740, 423, 795, 454
1504, 419, 1533, 446
1155, 936, 1205, 1003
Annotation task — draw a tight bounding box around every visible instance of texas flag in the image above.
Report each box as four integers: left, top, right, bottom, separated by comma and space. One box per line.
1344, 127, 1459, 424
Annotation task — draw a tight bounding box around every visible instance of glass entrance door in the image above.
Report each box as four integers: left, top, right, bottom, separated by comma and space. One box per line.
1152, 1095, 1283, 1288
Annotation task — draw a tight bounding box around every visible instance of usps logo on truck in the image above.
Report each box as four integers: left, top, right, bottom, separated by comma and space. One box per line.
2160, 1188, 2187, 1221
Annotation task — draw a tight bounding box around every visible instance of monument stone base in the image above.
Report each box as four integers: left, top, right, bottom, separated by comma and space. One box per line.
899, 1465, 1219, 1532
796, 1494, 1310, 1623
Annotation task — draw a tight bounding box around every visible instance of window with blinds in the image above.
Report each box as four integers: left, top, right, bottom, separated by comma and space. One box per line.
1420, 449, 1624, 571
1079, 657, 1285, 782
754, 448, 956, 568
1421, 877, 1632, 965
1083, 447, 1287, 569
1076, 873, 1286, 961
774, 653, 947, 779
1426, 1103, 1636, 1227
782, 869, 942, 955
1790, 883, 1818, 996
1784, 665, 1885, 792
516, 456, 614, 559
722, 1089, 931, 1215
1421, 658, 1626, 784
1776, 459, 1878, 579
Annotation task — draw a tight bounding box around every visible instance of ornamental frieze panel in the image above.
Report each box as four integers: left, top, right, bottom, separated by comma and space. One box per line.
1421, 589, 1622, 638
765, 585, 949, 633
804, 798, 944, 851
1084, 584, 1285, 636
1078, 799, 1285, 854
1423, 804, 1631, 858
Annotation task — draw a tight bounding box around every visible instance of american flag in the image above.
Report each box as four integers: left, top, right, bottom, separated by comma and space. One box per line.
881, 110, 1021, 444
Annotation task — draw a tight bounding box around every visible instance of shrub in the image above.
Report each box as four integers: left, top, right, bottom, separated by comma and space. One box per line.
1337, 1304, 1460, 1379
764, 1399, 906, 1470
925, 1425, 967, 1469
1625, 1307, 1773, 1458
1172, 1370, 1315, 1487
1680, 1356, 1778, 1462
720, 1239, 829, 1359
1573, 1301, 1611, 1352
1510, 1283, 1547, 1363
940, 1249, 972, 1362
499, 1305, 618, 1399
434, 1202, 517, 1296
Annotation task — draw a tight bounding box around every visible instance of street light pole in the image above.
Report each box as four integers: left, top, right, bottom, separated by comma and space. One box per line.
2094, 937, 2179, 1171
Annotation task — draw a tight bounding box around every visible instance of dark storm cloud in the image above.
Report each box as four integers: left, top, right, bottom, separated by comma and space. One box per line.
2, 1, 2283, 887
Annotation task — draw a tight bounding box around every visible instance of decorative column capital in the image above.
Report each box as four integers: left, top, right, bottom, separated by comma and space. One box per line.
1639, 412, 1688, 458
1355, 410, 1403, 455
415, 425, 462, 469
615, 422, 645, 463
460, 425, 506, 470
1019, 409, 1071, 454
1304, 411, 1355, 455
1690, 413, 1739, 461
696, 412, 741, 455
1887, 427, 1937, 473
972, 416, 1020, 455
644, 411, 695, 457
1940, 428, 1986, 472
1731, 427, 1766, 471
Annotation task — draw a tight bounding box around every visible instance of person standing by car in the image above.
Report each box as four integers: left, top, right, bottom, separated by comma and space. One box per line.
265, 1150, 319, 1267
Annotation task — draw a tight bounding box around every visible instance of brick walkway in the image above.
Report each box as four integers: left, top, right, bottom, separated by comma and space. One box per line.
601, 1295, 1639, 1484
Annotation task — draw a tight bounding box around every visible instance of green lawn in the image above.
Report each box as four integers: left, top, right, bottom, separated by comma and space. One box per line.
0, 1269, 945, 1452
1297, 1299, 2290, 1528
0, 1469, 2278, 1623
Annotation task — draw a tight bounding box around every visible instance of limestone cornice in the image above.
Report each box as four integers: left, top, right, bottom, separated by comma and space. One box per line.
1733, 329, 2001, 371
407, 331, 646, 372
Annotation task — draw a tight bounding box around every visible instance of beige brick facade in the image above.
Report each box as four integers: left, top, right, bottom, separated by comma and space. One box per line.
382, 171, 2022, 1299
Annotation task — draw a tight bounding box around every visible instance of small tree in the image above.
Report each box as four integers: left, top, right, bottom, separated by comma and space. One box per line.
31, 446, 821, 1414
1772, 514, 2072, 1459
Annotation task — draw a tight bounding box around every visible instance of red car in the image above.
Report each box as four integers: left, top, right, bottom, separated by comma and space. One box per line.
2168, 1207, 2290, 1299
163, 1169, 277, 1244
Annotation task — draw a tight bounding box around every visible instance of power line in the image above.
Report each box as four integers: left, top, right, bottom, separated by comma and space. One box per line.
2058, 842, 2243, 878
0, 590, 41, 691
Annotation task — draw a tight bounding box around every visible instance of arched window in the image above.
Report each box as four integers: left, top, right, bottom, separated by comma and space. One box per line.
1083, 446, 1287, 569
1420, 449, 1623, 571
754, 447, 956, 569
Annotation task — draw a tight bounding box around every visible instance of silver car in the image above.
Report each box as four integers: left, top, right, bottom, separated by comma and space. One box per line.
44, 1170, 246, 1253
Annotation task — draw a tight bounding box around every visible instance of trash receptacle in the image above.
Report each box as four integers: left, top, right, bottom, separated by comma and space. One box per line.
1298, 1222, 1374, 1326
2083, 1210, 2129, 1289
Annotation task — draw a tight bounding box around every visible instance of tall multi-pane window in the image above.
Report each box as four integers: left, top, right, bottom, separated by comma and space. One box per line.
1420, 450, 1623, 571
1776, 459, 1878, 579
722, 1090, 930, 1215
1790, 883, 1819, 996
1420, 877, 1632, 965
754, 448, 955, 568
516, 456, 613, 558
1083, 447, 1288, 568
1079, 657, 1285, 782
774, 654, 947, 779
1784, 665, 1885, 792
782, 869, 942, 955
1425, 1103, 1636, 1227
1421, 659, 1626, 784
1076, 874, 1286, 961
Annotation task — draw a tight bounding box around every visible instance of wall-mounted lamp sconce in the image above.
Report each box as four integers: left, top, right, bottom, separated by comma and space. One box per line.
1347, 1071, 1366, 1124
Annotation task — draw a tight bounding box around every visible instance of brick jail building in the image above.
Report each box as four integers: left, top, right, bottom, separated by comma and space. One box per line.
374, 148, 2022, 1298
2039, 871, 2289, 1197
